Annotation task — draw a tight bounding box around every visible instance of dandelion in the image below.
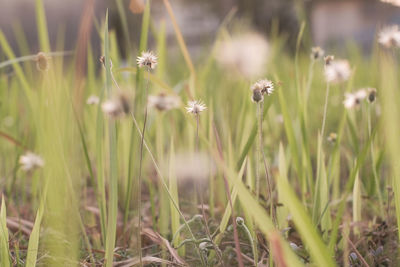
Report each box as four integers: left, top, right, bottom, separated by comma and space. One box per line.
137, 51, 158, 69
324, 59, 351, 84
311, 46, 325, 60
378, 25, 400, 48
343, 89, 367, 109
86, 95, 100, 105
216, 32, 269, 78
19, 152, 44, 172
36, 52, 50, 71
101, 91, 132, 118
148, 93, 180, 111
186, 100, 207, 115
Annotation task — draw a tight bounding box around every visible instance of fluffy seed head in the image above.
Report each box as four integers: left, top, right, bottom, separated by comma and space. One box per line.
36, 52, 50, 71
324, 59, 351, 84
215, 32, 269, 78
324, 55, 334, 65
311, 46, 325, 60
137, 51, 158, 69
343, 89, 367, 109
378, 25, 400, 48
252, 79, 274, 95
186, 100, 207, 115
86, 95, 100, 105
19, 152, 44, 172
101, 91, 132, 118
148, 93, 180, 111
251, 79, 274, 103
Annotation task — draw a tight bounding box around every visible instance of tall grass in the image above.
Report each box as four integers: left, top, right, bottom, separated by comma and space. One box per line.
0, 1, 400, 266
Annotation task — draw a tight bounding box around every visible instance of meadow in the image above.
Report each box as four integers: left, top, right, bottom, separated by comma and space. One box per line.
1, 0, 400, 266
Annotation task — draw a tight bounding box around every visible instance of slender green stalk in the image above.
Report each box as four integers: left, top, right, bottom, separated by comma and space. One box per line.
259, 102, 275, 226
367, 104, 384, 217
104, 12, 119, 267
321, 82, 330, 139
137, 68, 151, 266
256, 103, 261, 200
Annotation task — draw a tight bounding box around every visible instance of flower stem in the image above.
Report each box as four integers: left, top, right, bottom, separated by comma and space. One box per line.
321, 82, 330, 139
137, 68, 150, 266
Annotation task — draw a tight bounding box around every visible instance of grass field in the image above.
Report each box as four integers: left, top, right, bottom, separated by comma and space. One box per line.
1, 0, 400, 266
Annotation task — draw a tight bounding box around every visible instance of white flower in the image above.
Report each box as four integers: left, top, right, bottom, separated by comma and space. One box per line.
311, 46, 325, 60
378, 25, 400, 48
148, 93, 180, 111
19, 152, 44, 172
324, 59, 351, 84
216, 32, 269, 78
252, 79, 274, 95
185, 100, 207, 115
250, 79, 274, 103
343, 89, 367, 109
86, 95, 100, 105
101, 91, 132, 118
137, 51, 158, 69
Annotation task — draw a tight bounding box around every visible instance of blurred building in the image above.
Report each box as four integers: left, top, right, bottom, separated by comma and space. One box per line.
1, 0, 400, 57
309, 0, 400, 49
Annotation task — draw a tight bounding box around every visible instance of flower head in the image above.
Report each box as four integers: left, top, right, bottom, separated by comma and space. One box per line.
378, 25, 400, 48
148, 93, 180, 111
250, 79, 274, 103
324, 55, 334, 65
343, 89, 367, 109
19, 152, 44, 172
87, 95, 100, 105
311, 46, 325, 60
137, 51, 158, 69
324, 59, 351, 84
101, 91, 132, 118
186, 100, 207, 115
327, 132, 337, 143
36, 52, 50, 71
367, 88, 377, 103
215, 32, 269, 78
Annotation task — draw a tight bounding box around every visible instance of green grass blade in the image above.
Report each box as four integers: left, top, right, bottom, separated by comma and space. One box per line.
104, 11, 119, 267
35, 0, 51, 52
0, 197, 11, 267
277, 171, 336, 267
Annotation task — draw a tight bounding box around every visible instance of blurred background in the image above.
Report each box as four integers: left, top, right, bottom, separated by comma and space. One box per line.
2, 0, 400, 58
